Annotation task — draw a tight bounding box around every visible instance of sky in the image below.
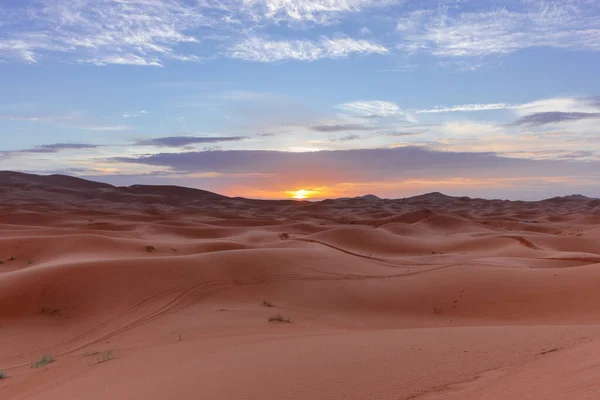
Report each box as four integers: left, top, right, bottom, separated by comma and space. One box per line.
1, 0, 600, 200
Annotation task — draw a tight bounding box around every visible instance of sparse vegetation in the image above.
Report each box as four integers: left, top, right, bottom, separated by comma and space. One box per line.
262, 300, 274, 307
0, 371, 6, 380
178, 333, 183, 341
96, 350, 114, 364
146, 245, 156, 252
433, 308, 442, 314
84, 350, 115, 364
0, 261, 4, 264
431, 251, 436, 254
279, 233, 289, 240
539, 347, 560, 355
8, 256, 15, 261
28, 260, 33, 265
268, 313, 291, 323
32, 355, 55, 368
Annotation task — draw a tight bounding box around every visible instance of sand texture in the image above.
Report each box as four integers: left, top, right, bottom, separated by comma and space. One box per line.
1, 171, 600, 399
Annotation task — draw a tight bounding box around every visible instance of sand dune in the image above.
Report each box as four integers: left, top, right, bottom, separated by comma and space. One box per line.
1, 171, 600, 399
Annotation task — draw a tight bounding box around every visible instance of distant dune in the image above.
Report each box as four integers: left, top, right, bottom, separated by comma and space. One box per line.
1, 171, 600, 399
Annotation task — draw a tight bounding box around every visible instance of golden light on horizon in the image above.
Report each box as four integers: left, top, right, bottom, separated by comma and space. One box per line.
285, 188, 322, 200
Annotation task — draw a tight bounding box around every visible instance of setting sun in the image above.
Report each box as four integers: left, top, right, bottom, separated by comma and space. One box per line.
286, 189, 321, 200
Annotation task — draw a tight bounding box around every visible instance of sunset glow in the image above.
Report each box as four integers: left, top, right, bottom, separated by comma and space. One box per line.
287, 189, 320, 200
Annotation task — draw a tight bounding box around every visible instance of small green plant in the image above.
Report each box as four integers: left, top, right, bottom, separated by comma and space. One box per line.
8, 256, 15, 261
262, 300, 274, 307
84, 350, 114, 364
268, 313, 291, 323
146, 245, 156, 252
431, 251, 436, 254
32, 355, 55, 368
0, 371, 6, 379
28, 260, 33, 265
96, 350, 114, 364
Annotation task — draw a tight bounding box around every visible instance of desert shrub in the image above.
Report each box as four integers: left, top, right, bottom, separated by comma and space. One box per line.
262, 300, 274, 307
268, 313, 291, 323
32, 355, 54, 368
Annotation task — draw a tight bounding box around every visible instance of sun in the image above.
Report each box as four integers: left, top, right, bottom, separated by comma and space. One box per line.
285, 188, 320, 200
292, 189, 310, 199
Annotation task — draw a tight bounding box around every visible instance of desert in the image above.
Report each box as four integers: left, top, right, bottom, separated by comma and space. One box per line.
1, 171, 600, 399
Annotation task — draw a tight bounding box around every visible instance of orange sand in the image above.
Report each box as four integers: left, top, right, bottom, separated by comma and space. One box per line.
1, 171, 600, 399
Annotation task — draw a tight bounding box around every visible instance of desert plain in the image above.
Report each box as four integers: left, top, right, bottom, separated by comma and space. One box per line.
1, 171, 600, 399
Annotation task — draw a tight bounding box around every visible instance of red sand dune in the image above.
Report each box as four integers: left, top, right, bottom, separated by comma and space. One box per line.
1, 171, 600, 399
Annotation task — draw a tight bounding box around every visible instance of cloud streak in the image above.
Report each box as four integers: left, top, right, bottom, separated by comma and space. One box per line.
2, 143, 99, 155
418, 103, 515, 114
229, 36, 388, 62
135, 136, 247, 147
511, 112, 600, 126
309, 123, 375, 132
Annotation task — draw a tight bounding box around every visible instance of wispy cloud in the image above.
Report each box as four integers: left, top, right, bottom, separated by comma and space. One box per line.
2, 143, 99, 155
240, 0, 396, 24
229, 36, 388, 62
511, 112, 600, 126
135, 136, 247, 147
418, 103, 514, 114
2, 0, 599, 67
122, 110, 149, 119
309, 123, 375, 132
0, 113, 128, 131
337, 100, 401, 117
330, 134, 362, 141
1, 0, 391, 66
1, 0, 205, 65
397, 1, 600, 59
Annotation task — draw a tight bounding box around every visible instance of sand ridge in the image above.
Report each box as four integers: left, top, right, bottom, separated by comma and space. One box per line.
1, 171, 600, 399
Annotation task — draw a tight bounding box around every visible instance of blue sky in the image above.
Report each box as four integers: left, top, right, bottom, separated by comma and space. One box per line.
1, 0, 600, 200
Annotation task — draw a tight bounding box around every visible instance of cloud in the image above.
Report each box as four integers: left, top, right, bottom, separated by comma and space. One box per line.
0, 112, 128, 131
3, 143, 99, 155
309, 123, 375, 132
337, 100, 400, 117
122, 110, 149, 119
514, 96, 600, 116
397, 1, 600, 59
229, 36, 388, 62
3, 0, 598, 67
107, 146, 568, 177
418, 103, 514, 113
331, 134, 362, 141
0, 0, 204, 65
503, 150, 597, 161
135, 136, 247, 147
511, 112, 600, 126
1, 1, 392, 65
240, 0, 396, 24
